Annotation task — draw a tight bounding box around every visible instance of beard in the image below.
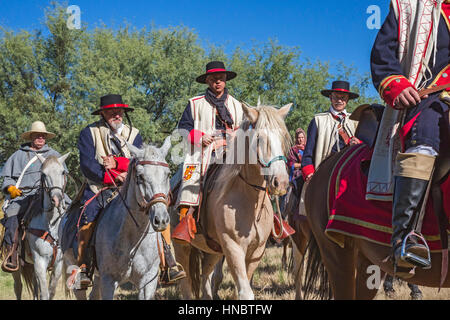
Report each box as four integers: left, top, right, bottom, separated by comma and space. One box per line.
109, 120, 123, 131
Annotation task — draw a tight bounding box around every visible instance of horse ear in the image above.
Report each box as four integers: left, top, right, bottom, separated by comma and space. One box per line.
278, 103, 292, 120
126, 142, 144, 159
58, 152, 70, 164
242, 102, 259, 125
36, 154, 46, 164
257, 96, 261, 107
160, 136, 172, 158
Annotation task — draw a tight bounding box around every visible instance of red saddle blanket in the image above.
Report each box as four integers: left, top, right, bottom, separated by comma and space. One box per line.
325, 144, 450, 252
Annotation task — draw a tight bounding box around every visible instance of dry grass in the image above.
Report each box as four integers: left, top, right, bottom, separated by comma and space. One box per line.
1, 241, 450, 300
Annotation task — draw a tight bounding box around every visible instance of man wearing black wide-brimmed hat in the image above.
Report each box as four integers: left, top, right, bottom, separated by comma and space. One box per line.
77, 94, 185, 288
172, 61, 244, 244
301, 80, 361, 181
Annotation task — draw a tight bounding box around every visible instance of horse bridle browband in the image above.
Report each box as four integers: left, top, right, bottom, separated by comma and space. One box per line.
41, 173, 67, 195
136, 160, 170, 212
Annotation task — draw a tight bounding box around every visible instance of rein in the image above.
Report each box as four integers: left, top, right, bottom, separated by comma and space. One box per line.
135, 160, 170, 210
243, 127, 288, 239
104, 159, 171, 229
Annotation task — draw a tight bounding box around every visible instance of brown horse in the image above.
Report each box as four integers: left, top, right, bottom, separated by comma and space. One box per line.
280, 179, 311, 299
303, 104, 450, 300
171, 103, 292, 300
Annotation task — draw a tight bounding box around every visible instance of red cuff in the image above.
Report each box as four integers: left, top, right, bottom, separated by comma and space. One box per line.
348, 136, 361, 145
114, 157, 130, 172
378, 75, 414, 108
188, 129, 205, 145
103, 169, 120, 185
301, 165, 315, 180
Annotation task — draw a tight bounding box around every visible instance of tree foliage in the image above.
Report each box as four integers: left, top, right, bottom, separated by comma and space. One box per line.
0, 4, 380, 183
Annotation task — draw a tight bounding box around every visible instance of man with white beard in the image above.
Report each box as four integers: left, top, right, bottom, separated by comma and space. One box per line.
76, 94, 185, 288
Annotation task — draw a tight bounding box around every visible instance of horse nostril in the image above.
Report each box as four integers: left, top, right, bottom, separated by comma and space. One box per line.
154, 216, 161, 226
273, 178, 279, 188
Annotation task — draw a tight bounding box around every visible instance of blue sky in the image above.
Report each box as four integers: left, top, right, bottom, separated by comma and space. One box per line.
0, 0, 391, 97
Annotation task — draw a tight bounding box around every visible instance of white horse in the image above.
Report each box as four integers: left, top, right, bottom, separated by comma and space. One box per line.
61, 138, 172, 300
21, 153, 69, 300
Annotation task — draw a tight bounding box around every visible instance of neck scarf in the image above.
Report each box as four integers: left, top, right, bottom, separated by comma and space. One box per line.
205, 87, 234, 128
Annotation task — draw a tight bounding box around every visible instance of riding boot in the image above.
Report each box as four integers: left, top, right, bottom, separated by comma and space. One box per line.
76, 222, 96, 289
172, 206, 197, 244
391, 152, 435, 271
159, 226, 186, 285
1, 218, 20, 273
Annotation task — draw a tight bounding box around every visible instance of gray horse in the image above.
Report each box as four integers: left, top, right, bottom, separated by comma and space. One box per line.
61, 138, 171, 300
19, 153, 69, 300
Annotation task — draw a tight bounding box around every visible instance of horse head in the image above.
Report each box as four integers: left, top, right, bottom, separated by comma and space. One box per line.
126, 137, 171, 232
242, 102, 292, 196
36, 153, 70, 226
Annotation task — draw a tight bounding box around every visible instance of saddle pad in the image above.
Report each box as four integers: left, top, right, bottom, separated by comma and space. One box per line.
325, 144, 450, 252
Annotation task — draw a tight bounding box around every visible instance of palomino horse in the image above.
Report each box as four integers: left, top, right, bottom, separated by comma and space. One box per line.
61, 139, 171, 300
172, 103, 292, 300
302, 104, 450, 299
15, 154, 70, 300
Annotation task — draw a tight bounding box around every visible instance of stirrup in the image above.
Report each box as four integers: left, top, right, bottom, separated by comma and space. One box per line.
400, 231, 431, 269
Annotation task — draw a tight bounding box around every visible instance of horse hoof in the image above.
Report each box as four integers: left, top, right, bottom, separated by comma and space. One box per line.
384, 289, 396, 299
410, 292, 423, 300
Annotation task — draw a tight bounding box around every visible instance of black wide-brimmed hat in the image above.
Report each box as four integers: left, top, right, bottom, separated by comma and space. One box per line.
196, 61, 237, 84
91, 94, 134, 115
321, 81, 359, 100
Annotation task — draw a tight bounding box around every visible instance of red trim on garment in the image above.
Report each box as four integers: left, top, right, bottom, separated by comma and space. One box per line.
114, 157, 130, 172
103, 157, 129, 184
301, 164, 315, 180
380, 75, 414, 108
188, 129, 205, 145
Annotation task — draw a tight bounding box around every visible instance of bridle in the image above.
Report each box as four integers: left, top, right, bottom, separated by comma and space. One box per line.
40, 172, 67, 224
134, 160, 170, 214
41, 172, 67, 196
257, 155, 287, 169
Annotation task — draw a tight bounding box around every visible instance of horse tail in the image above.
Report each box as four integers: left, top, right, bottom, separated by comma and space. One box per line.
21, 263, 36, 296
189, 247, 202, 299
302, 236, 332, 300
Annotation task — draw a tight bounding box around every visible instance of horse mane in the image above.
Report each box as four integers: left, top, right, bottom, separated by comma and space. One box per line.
215, 105, 292, 201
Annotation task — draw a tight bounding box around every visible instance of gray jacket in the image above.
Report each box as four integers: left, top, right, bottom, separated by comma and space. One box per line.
1, 143, 64, 217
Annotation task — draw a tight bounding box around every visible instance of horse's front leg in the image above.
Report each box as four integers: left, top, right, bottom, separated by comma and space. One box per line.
48, 255, 63, 300
221, 239, 254, 300
99, 274, 118, 300
200, 253, 222, 300
173, 242, 193, 299
137, 274, 159, 300
32, 254, 50, 300
89, 275, 101, 300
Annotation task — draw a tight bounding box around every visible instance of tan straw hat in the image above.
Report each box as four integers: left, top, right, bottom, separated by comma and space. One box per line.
20, 121, 56, 141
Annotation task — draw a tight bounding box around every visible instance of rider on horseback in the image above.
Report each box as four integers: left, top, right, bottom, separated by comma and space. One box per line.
301, 80, 361, 182
172, 61, 244, 244
371, 0, 450, 273
77, 94, 185, 288
1, 121, 68, 272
